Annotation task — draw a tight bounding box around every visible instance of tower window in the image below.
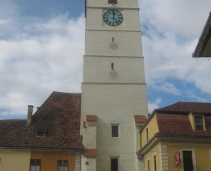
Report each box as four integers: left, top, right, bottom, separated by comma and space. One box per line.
111, 63, 114, 70
108, 0, 117, 4
112, 125, 118, 137
194, 116, 203, 130
111, 158, 118, 171
112, 37, 114, 42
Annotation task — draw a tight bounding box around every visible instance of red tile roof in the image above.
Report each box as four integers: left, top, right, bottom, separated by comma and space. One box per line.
156, 114, 211, 137
134, 115, 146, 123
156, 102, 211, 114
86, 115, 97, 121
0, 91, 83, 150
82, 149, 97, 157
155, 102, 211, 137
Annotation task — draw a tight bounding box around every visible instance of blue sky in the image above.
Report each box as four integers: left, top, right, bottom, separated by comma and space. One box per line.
0, 0, 211, 119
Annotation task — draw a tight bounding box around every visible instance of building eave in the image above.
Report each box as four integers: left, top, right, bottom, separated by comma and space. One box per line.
0, 146, 83, 152
137, 135, 211, 159
193, 12, 211, 58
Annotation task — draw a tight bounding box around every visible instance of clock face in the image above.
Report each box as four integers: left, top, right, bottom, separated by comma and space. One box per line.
103, 10, 123, 26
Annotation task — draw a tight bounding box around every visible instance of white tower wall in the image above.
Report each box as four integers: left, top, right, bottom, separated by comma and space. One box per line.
81, 0, 148, 171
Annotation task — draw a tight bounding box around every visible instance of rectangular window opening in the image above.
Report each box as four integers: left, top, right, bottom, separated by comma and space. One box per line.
30, 159, 41, 171
36, 132, 46, 137
112, 125, 118, 137
58, 160, 68, 171
108, 0, 117, 4
111, 63, 114, 70
153, 155, 157, 171
147, 159, 150, 171
146, 128, 149, 142
194, 116, 203, 130
111, 158, 118, 171
182, 151, 193, 171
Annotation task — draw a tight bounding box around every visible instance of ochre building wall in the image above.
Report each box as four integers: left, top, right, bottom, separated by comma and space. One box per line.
30, 151, 76, 171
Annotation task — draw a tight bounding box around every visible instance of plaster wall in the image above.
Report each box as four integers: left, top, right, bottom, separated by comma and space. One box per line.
81, 156, 96, 171
85, 31, 143, 57
81, 84, 148, 171
83, 121, 97, 149
0, 150, 30, 171
83, 56, 145, 83
141, 114, 159, 148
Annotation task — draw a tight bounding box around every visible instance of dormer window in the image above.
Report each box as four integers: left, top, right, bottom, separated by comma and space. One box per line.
36, 132, 46, 137
194, 116, 203, 130
108, 0, 117, 4
188, 113, 206, 131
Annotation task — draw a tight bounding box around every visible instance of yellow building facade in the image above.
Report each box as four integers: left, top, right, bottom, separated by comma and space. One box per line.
138, 102, 211, 171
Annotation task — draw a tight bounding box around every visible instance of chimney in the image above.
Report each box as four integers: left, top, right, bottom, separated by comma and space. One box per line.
27, 105, 33, 126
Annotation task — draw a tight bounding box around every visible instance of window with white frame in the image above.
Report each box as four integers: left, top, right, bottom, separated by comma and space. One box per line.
181, 149, 196, 171
194, 116, 203, 130
58, 160, 68, 171
30, 159, 41, 171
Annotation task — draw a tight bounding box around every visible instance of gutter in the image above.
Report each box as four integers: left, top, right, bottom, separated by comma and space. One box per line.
0, 146, 83, 152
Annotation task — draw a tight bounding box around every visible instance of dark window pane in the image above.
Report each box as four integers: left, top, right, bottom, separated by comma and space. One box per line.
36, 132, 45, 136
112, 126, 118, 137
194, 116, 203, 130
146, 128, 149, 142
154, 155, 156, 171
108, 0, 117, 4
111, 158, 118, 171
183, 151, 193, 171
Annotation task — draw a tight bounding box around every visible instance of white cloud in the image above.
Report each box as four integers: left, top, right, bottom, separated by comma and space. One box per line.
0, 12, 85, 117
139, 0, 211, 97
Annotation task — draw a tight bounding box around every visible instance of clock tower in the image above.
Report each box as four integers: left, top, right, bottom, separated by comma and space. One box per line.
80, 0, 148, 171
